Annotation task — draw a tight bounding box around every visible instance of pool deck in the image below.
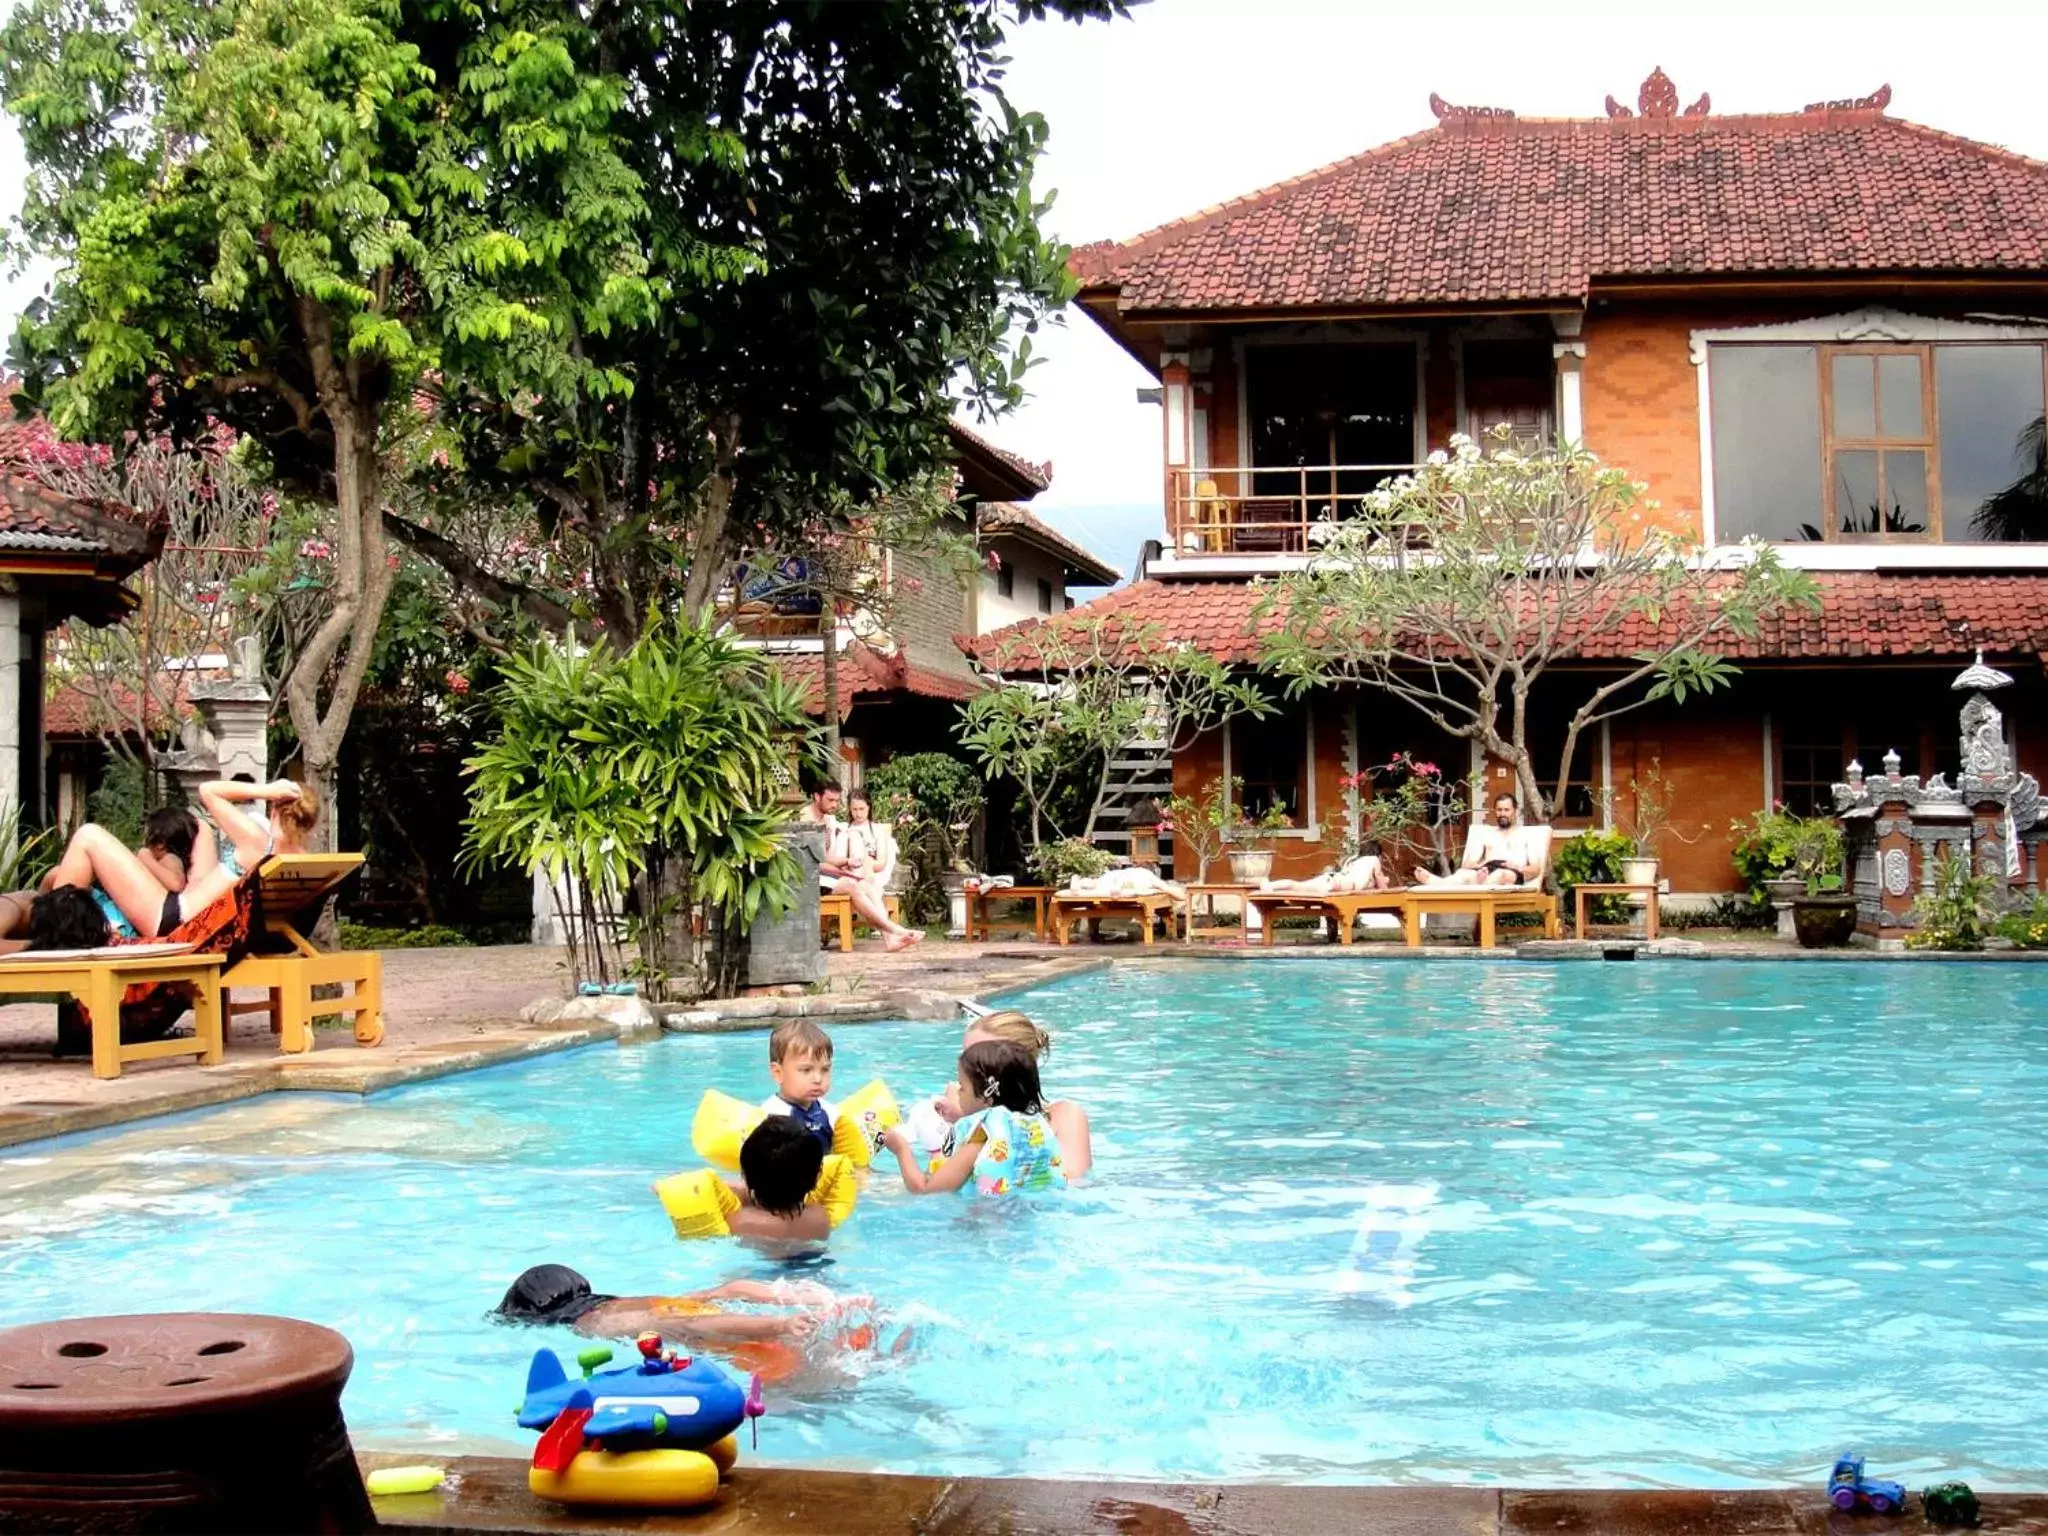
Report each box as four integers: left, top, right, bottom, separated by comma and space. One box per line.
363, 1456, 2048, 1535
0, 927, 2036, 1152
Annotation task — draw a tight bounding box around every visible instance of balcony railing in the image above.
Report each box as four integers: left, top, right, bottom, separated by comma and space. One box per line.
1166, 464, 1419, 556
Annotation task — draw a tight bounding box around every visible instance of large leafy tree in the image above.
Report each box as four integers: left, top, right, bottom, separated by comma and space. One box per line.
1, 0, 654, 833
393, 0, 1113, 645
1259, 433, 1824, 819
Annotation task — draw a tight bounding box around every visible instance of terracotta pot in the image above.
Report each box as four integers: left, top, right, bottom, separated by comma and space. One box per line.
1793, 894, 1858, 949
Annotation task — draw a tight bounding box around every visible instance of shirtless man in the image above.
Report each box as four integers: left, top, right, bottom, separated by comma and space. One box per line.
1415, 793, 1542, 887
799, 778, 921, 951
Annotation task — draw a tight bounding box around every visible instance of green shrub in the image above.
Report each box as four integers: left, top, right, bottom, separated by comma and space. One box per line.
1729, 807, 1844, 908
1552, 828, 1637, 923
866, 752, 982, 925
1908, 849, 2001, 951
87, 754, 147, 851
1028, 836, 1116, 888
1994, 892, 2048, 949
340, 922, 474, 950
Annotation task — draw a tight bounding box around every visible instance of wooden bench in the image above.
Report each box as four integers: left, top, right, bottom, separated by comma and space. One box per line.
965, 884, 1051, 943
223, 854, 383, 1054
1047, 892, 1183, 946
1400, 887, 1561, 948
0, 948, 226, 1080
818, 891, 902, 952
1247, 890, 1409, 945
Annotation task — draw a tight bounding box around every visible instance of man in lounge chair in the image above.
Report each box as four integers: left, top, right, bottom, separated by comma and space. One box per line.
1415, 794, 1543, 887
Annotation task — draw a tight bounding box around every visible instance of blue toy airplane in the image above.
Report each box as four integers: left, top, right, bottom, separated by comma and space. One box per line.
517, 1335, 761, 1470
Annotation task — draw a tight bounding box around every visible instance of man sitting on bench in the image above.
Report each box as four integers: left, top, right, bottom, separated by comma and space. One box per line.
1415, 794, 1543, 888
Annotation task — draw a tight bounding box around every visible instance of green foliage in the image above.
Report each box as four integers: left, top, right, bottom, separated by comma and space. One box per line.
463, 619, 823, 994
1993, 892, 2048, 950
0, 800, 57, 891
1164, 778, 1234, 883
1027, 836, 1115, 888
1258, 431, 1821, 820
1906, 849, 2001, 952
962, 614, 1273, 848
86, 754, 147, 851
339, 922, 472, 950
865, 752, 983, 925
1552, 828, 1638, 924
1729, 808, 1844, 903
1226, 799, 1296, 852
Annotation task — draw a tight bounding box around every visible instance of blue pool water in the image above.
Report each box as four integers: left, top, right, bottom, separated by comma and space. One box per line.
4, 958, 2048, 1488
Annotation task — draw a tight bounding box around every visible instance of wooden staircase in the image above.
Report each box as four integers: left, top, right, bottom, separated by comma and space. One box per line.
1092, 735, 1175, 875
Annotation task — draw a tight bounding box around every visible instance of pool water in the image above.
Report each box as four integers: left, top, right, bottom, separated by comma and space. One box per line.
5, 958, 2048, 1488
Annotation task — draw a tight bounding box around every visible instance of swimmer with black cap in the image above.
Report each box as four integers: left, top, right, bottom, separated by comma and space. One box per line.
493, 1264, 900, 1385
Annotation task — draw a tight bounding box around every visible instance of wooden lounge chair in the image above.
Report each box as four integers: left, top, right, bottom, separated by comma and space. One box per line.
818, 891, 902, 952
1246, 888, 1409, 946
1402, 826, 1560, 948
0, 945, 227, 1080
222, 853, 383, 1053
1047, 889, 1183, 946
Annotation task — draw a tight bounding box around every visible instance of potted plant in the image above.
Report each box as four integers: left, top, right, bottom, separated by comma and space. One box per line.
1787, 819, 1855, 948
1225, 801, 1293, 884
1732, 804, 1842, 940
1614, 758, 1701, 902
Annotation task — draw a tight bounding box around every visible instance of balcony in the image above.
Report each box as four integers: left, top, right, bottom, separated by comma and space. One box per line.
1166, 464, 1419, 556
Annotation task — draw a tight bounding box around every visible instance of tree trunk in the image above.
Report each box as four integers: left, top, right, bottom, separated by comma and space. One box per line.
819, 616, 842, 767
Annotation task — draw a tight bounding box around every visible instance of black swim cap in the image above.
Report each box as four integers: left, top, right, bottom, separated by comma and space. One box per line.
494, 1264, 613, 1325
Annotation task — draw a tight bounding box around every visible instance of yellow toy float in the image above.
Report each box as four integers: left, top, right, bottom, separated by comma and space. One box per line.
689, 1079, 902, 1171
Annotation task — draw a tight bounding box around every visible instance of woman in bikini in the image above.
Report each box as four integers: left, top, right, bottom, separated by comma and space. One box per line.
37, 779, 316, 939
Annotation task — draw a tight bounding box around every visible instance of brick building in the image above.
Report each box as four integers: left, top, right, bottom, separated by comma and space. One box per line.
974, 71, 2048, 895
744, 420, 1118, 783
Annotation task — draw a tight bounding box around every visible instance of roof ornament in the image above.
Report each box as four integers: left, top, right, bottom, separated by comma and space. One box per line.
1803, 83, 1893, 113
1428, 92, 1514, 122
1605, 67, 1709, 119
1953, 648, 2013, 693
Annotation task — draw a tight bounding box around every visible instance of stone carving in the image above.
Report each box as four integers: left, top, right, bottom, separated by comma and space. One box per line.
1429, 92, 1514, 121
1803, 84, 1892, 113
1881, 849, 1910, 897
1638, 67, 1679, 117
1604, 95, 1632, 119
1682, 93, 1711, 117
1962, 693, 2006, 779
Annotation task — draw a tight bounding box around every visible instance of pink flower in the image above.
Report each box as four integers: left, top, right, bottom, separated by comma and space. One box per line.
1413, 761, 1440, 777
299, 538, 332, 559
444, 670, 471, 695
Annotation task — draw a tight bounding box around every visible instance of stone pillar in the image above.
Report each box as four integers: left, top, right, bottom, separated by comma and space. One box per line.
0, 593, 21, 817
746, 824, 827, 987
1865, 803, 1917, 937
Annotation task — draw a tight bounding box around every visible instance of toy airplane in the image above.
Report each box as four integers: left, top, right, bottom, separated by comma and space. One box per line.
516, 1335, 764, 1507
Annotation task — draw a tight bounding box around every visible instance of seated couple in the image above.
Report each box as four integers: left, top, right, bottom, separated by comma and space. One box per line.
1258, 795, 1545, 894
0, 779, 314, 954
800, 780, 921, 952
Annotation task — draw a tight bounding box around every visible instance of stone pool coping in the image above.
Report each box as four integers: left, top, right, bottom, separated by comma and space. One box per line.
361, 1455, 2048, 1534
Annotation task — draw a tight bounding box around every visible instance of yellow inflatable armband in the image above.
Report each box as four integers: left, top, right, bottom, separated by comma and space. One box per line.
529, 1447, 722, 1508
690, 1089, 765, 1172
831, 1079, 902, 1168
655, 1169, 741, 1239
811, 1153, 859, 1228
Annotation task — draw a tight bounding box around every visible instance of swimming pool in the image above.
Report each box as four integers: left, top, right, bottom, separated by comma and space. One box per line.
4, 957, 2047, 1488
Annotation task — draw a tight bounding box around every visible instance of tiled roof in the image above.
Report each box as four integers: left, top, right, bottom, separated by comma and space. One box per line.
771, 643, 984, 719
1073, 97, 2048, 311
0, 469, 161, 566
947, 420, 1051, 502
978, 502, 1121, 587
43, 675, 190, 738
968, 573, 2048, 669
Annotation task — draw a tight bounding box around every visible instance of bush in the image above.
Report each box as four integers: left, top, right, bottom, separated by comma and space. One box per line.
1729, 807, 1844, 908
1552, 828, 1637, 923
340, 922, 473, 950
1028, 836, 1115, 888
1907, 850, 2000, 951
1994, 893, 2048, 950
87, 754, 148, 850
865, 752, 982, 925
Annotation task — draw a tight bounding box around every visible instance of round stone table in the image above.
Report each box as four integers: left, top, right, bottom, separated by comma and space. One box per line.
0, 1312, 373, 1533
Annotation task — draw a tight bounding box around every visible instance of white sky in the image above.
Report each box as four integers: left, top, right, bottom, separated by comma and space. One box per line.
8, 0, 2048, 576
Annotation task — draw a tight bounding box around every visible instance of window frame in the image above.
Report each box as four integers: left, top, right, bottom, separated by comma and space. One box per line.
994, 562, 1014, 600
1819, 344, 1942, 543
1222, 702, 1317, 835
1035, 576, 1053, 614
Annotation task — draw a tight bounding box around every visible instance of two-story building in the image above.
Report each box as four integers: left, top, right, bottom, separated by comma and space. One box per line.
748, 420, 1119, 784
975, 70, 2048, 896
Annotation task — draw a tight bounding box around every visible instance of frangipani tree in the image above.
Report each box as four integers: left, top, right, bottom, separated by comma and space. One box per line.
1259, 432, 1822, 820
961, 615, 1273, 850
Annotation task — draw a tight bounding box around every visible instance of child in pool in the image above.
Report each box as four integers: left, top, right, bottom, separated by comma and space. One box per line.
880, 1040, 1067, 1196
493, 1262, 901, 1386
760, 1018, 837, 1154
670, 1114, 843, 1242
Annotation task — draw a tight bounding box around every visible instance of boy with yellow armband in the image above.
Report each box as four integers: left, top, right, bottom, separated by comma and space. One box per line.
657, 1117, 859, 1242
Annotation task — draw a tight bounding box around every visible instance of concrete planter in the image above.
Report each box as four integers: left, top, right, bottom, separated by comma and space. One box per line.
1793, 894, 1858, 949
1228, 850, 1275, 884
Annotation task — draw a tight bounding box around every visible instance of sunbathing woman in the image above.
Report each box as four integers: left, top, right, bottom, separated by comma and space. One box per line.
1257, 852, 1390, 895
38, 779, 315, 939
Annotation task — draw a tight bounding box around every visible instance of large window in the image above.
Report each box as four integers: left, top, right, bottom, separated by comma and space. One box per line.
1231, 697, 1310, 823
1711, 341, 2048, 542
